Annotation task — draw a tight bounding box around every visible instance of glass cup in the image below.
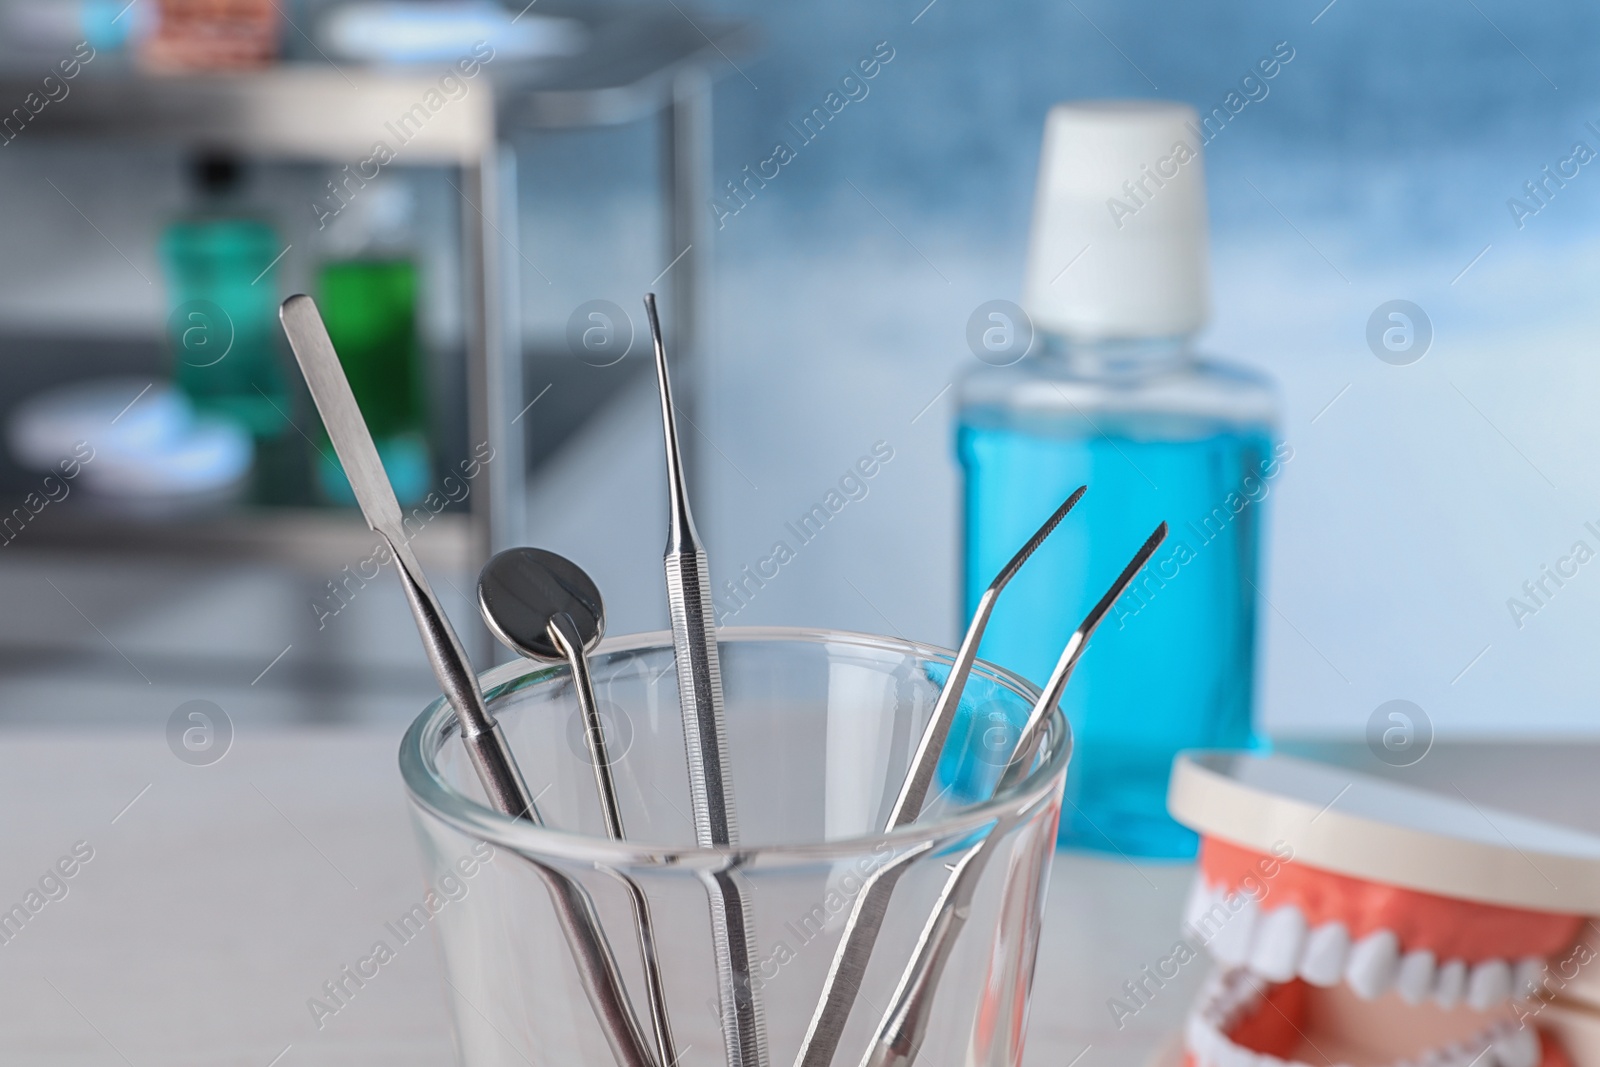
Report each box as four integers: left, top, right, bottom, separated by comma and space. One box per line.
400, 627, 1070, 1067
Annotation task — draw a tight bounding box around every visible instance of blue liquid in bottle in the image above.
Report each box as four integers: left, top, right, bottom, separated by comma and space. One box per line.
957, 341, 1278, 858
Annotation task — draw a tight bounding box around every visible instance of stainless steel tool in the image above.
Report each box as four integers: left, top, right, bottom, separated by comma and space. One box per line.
476, 548, 612, 821
886, 485, 1087, 828
793, 488, 1086, 1067
858, 522, 1169, 1067
280, 294, 661, 1067
644, 292, 768, 1067
281, 294, 534, 821
478, 546, 678, 1067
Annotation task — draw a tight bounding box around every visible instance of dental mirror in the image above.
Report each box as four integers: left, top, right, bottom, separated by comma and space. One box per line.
476, 546, 678, 1067
478, 546, 604, 662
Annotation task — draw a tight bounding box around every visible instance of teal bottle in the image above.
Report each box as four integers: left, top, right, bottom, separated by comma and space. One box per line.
160, 155, 289, 439
957, 102, 1278, 858
160, 154, 295, 501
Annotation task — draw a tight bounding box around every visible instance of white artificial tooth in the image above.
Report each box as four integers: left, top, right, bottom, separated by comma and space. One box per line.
1467, 959, 1512, 1010
1300, 922, 1351, 987
1208, 894, 1260, 968
1238, 967, 1266, 1005
1492, 1025, 1540, 1067
1435, 959, 1467, 1009
1226, 1042, 1261, 1067
1196, 1020, 1227, 1067
1512, 957, 1545, 999
1186, 1011, 1216, 1064
1345, 929, 1401, 1000
1249, 904, 1308, 982
1184, 878, 1219, 931
1396, 949, 1437, 1004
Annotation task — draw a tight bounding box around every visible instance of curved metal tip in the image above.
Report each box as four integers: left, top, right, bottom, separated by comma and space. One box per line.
998, 520, 1171, 797
990, 485, 1087, 592
879, 482, 1089, 836
1079, 520, 1168, 641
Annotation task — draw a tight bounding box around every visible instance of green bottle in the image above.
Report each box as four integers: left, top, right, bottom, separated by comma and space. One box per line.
312, 180, 430, 506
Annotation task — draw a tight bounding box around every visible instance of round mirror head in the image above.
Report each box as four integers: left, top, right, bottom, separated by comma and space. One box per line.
477, 547, 604, 661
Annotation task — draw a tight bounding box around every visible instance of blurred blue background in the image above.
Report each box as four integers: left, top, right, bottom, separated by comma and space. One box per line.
1, 0, 1598, 740
679, 0, 1600, 740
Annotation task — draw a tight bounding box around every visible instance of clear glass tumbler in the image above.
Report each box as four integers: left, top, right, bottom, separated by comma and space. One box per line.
400, 627, 1070, 1067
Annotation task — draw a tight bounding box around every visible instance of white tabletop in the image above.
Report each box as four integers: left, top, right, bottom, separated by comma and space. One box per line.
7, 732, 1579, 1067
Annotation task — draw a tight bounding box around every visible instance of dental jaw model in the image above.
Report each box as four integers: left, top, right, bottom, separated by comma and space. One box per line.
1163, 752, 1600, 1067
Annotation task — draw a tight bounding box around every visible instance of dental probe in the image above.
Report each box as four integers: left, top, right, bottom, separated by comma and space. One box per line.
644, 293, 768, 1067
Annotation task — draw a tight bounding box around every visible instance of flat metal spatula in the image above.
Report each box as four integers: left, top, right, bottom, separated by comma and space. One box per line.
279, 293, 661, 1067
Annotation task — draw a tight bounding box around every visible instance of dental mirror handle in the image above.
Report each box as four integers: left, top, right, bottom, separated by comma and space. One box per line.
548, 611, 683, 1067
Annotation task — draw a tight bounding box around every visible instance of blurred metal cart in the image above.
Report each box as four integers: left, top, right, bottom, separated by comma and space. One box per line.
0, 5, 751, 574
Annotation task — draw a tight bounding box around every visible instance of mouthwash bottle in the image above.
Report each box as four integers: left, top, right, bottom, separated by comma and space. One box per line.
160, 153, 293, 500
312, 179, 430, 506
958, 102, 1278, 859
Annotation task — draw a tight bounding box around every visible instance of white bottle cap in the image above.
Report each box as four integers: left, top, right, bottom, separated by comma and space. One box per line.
1022, 100, 1210, 340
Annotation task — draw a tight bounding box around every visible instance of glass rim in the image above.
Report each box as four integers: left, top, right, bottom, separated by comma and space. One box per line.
399, 625, 1071, 868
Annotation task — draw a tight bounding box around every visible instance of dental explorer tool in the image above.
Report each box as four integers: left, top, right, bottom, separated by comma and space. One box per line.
644, 293, 767, 1067
478, 546, 679, 1067
886, 486, 1086, 829
793, 488, 1086, 1067
859, 522, 1168, 1067
280, 295, 661, 1067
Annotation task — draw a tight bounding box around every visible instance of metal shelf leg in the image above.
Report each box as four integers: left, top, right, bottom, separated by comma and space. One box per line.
664, 67, 712, 489
462, 148, 526, 663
